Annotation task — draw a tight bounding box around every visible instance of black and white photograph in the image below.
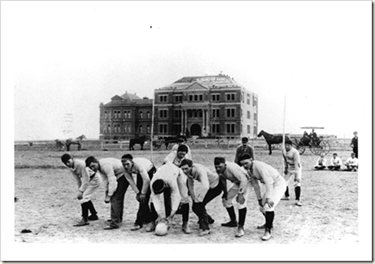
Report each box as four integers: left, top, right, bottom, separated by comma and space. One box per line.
1, 0, 372, 262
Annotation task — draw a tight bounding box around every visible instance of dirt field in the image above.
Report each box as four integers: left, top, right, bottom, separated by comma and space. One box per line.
14, 148, 358, 245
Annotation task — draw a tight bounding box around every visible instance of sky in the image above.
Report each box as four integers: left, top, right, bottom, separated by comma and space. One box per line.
2, 1, 372, 141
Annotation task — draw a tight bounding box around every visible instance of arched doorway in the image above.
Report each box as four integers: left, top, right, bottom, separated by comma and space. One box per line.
190, 124, 201, 136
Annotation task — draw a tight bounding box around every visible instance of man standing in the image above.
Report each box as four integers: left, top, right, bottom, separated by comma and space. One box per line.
234, 137, 255, 166
282, 139, 303, 206
121, 154, 157, 231
350, 131, 358, 158
85, 156, 129, 230
61, 153, 102, 226
180, 159, 223, 236
214, 157, 251, 238
238, 153, 287, 241
147, 162, 190, 234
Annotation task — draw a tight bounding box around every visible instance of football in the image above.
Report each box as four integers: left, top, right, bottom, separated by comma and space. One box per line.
155, 221, 168, 236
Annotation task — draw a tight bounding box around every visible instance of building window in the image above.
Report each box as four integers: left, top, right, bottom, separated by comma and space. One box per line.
159, 124, 168, 134
159, 110, 168, 118
189, 95, 193, 101
199, 94, 203, 101
107, 124, 111, 133
147, 125, 150, 133
241, 92, 244, 103
226, 93, 236, 101
247, 111, 250, 119
212, 124, 220, 133
226, 123, 235, 133
254, 112, 258, 121
247, 98, 250, 105
254, 126, 257, 135
212, 94, 220, 101
194, 95, 198, 101
123, 111, 131, 119
140, 111, 143, 119
147, 111, 150, 119
174, 110, 181, 118
212, 109, 220, 118
253, 97, 258, 107
104, 111, 108, 119
226, 108, 235, 117
160, 95, 168, 102
139, 125, 143, 133
174, 95, 182, 102
247, 125, 251, 134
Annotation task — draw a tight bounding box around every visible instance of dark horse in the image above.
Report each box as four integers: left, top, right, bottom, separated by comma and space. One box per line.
163, 135, 187, 150
129, 135, 150, 150
257, 130, 291, 155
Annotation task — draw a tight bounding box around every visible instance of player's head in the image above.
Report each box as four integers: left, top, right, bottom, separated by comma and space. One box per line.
353, 131, 358, 136
320, 153, 325, 158
241, 137, 249, 145
61, 153, 73, 168
85, 156, 100, 172
284, 139, 293, 151
238, 153, 253, 169
333, 153, 338, 158
177, 144, 188, 159
152, 179, 166, 194
351, 152, 356, 158
180, 159, 193, 175
214, 157, 226, 174
121, 154, 134, 171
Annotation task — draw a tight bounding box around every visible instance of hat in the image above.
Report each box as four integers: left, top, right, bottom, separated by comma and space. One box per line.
238, 153, 252, 163
152, 179, 165, 194
214, 157, 226, 165
241, 137, 249, 143
284, 139, 293, 145
121, 154, 133, 160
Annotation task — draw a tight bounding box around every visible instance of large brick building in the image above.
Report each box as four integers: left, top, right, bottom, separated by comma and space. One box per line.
99, 74, 258, 140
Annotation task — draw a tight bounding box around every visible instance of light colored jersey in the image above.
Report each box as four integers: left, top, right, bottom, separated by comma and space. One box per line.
330, 157, 342, 166
283, 147, 302, 171
164, 148, 192, 167
219, 162, 249, 194
345, 157, 358, 166
150, 162, 185, 216
69, 159, 90, 192
126, 158, 154, 194
98, 158, 125, 197
186, 163, 219, 202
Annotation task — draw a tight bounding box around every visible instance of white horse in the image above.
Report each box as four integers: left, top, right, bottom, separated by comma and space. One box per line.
65, 134, 86, 151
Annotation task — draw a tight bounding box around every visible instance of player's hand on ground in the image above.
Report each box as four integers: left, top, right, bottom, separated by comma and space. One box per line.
77, 191, 83, 200
236, 193, 245, 204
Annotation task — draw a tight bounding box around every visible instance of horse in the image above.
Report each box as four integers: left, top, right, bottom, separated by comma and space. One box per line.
65, 134, 86, 151
129, 135, 150, 150
55, 139, 65, 151
163, 135, 187, 150
257, 130, 292, 155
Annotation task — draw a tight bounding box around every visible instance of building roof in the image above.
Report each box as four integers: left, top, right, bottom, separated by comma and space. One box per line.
102, 92, 152, 107
157, 74, 243, 90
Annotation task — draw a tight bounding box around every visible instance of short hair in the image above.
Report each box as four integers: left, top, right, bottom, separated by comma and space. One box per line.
333, 153, 338, 156
241, 137, 249, 143
214, 157, 226, 166
152, 179, 165, 194
177, 144, 188, 153
180, 159, 193, 167
238, 153, 252, 163
85, 156, 98, 167
61, 153, 72, 164
121, 154, 133, 161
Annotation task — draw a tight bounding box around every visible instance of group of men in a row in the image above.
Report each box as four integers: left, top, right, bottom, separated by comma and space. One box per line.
314, 152, 359, 171
61, 137, 302, 241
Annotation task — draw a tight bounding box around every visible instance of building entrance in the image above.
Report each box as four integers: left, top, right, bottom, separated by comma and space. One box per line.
190, 124, 201, 136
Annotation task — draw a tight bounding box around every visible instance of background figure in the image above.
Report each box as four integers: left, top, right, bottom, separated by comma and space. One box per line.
282, 139, 303, 206
314, 154, 327, 170
344, 153, 359, 171
327, 153, 342, 171
61, 153, 102, 226
350, 131, 358, 158
234, 137, 255, 166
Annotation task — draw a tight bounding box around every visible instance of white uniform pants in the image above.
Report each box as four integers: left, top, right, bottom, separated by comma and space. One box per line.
260, 176, 287, 213
79, 174, 102, 204
285, 168, 302, 187
222, 182, 251, 209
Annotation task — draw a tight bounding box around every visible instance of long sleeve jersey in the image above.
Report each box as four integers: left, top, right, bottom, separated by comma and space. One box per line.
126, 158, 154, 194
186, 164, 219, 201
98, 158, 125, 197
248, 160, 283, 200
150, 162, 184, 217
164, 144, 192, 166
218, 162, 249, 194
282, 147, 302, 171
345, 157, 358, 166
315, 157, 327, 166
70, 159, 91, 192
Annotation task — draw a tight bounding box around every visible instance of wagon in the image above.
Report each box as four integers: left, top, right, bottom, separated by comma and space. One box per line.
293, 127, 331, 155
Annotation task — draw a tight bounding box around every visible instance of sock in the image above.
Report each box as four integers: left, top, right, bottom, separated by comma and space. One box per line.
238, 208, 247, 227
295, 186, 301, 200
265, 211, 274, 230
285, 186, 290, 197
